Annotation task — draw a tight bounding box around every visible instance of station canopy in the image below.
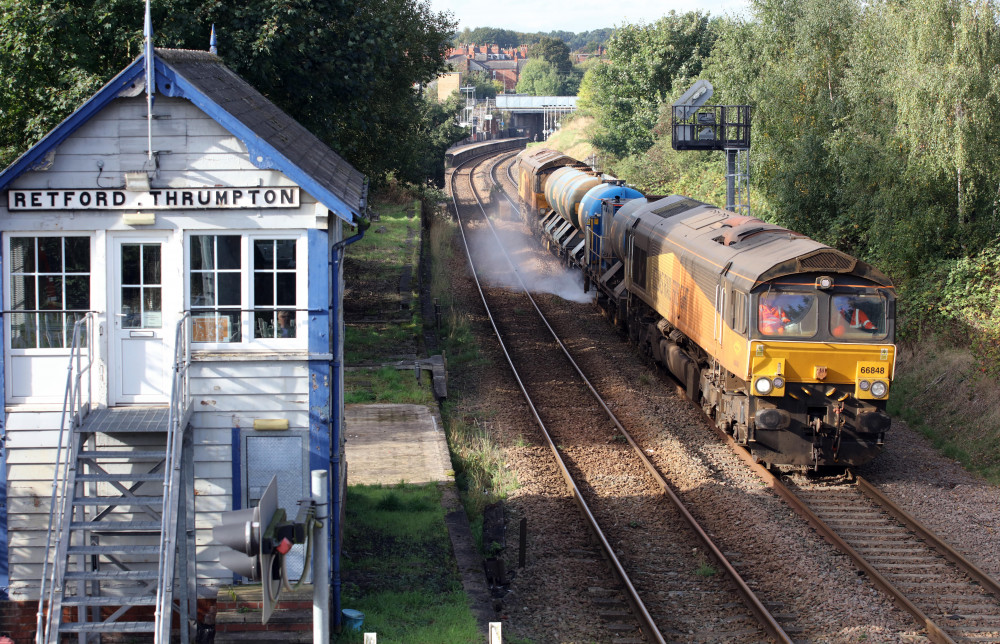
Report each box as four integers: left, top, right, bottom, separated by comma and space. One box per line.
495, 95, 578, 112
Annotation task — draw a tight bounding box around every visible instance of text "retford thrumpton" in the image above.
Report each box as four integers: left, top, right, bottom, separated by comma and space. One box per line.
7, 187, 300, 211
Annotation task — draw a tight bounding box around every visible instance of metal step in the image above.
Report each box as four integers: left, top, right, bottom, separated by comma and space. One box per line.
65, 569, 158, 581
73, 496, 163, 506
71, 520, 161, 531
60, 621, 156, 633
78, 450, 166, 460
62, 595, 157, 606
68, 545, 160, 556
76, 472, 163, 482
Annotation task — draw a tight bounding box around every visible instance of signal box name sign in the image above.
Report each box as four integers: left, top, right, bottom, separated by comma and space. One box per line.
8, 187, 300, 211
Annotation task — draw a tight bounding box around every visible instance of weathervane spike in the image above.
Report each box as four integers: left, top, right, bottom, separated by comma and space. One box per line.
210, 24, 218, 55
144, 0, 155, 162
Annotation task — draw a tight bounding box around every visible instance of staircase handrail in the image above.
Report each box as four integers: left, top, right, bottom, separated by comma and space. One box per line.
154, 312, 192, 643
36, 313, 95, 644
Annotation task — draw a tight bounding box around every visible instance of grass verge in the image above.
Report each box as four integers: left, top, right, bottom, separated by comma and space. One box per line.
427, 203, 519, 550
350, 200, 421, 281
344, 366, 435, 405
888, 343, 1000, 484
336, 483, 479, 643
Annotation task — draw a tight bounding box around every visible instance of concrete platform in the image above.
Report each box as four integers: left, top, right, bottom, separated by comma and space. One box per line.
345, 403, 453, 485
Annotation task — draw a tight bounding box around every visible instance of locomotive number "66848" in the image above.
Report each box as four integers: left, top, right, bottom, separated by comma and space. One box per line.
859, 364, 886, 376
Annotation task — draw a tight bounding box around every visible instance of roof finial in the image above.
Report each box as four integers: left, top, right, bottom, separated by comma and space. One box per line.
210, 24, 218, 55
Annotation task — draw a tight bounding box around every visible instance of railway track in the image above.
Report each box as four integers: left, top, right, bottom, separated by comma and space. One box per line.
778, 471, 1000, 643
449, 150, 790, 643
485, 147, 1000, 642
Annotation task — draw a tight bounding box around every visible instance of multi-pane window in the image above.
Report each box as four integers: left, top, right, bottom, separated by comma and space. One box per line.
189, 235, 300, 344
190, 235, 242, 342
9, 236, 90, 349
120, 243, 162, 328
253, 240, 297, 338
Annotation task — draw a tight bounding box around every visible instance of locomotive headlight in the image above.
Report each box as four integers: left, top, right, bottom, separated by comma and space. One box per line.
754, 377, 774, 395
870, 381, 888, 398
772, 376, 785, 389
858, 380, 871, 391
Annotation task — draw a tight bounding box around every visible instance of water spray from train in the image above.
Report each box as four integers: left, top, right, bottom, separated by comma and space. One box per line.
468, 202, 594, 303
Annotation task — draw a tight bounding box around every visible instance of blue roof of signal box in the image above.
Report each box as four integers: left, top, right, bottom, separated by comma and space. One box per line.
0, 48, 367, 223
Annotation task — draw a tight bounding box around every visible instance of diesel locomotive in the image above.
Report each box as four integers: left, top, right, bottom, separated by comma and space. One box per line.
515, 148, 896, 469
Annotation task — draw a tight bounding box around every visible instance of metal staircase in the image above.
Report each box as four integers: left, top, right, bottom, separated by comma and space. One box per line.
36, 313, 195, 643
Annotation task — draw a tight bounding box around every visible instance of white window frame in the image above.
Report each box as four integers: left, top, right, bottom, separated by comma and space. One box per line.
184, 231, 307, 351
4, 233, 95, 404
5, 233, 95, 355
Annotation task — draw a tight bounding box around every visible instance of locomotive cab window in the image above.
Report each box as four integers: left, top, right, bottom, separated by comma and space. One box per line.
830, 293, 888, 340
731, 290, 748, 334
757, 291, 817, 338
631, 246, 648, 290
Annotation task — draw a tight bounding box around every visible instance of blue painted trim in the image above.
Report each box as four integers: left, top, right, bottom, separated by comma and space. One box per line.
154, 63, 357, 223
231, 426, 241, 584
330, 229, 343, 628
0, 58, 147, 191
231, 427, 242, 510
328, 221, 364, 627
307, 229, 330, 476
0, 240, 7, 600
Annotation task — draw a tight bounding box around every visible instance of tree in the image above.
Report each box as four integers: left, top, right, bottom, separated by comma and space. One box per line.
581, 11, 717, 158
515, 59, 564, 96
455, 27, 521, 48
532, 36, 572, 75
464, 71, 502, 99
0, 0, 456, 186
412, 92, 468, 187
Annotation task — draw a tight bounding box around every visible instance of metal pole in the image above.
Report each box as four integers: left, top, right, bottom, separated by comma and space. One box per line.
726, 149, 737, 211
312, 470, 330, 644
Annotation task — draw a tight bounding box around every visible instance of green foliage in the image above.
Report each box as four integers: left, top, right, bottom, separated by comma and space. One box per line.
581, 11, 717, 158
531, 36, 572, 75
695, 560, 718, 577
699, 0, 1000, 273
0, 0, 457, 186
451, 26, 615, 52
340, 484, 479, 643
453, 26, 522, 48
886, 347, 1000, 485
900, 245, 1000, 375
515, 59, 565, 96
462, 71, 501, 100
419, 92, 469, 187
344, 366, 435, 405
443, 414, 519, 521
578, 0, 1000, 379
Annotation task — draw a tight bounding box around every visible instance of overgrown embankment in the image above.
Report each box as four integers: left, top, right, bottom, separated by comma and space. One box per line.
889, 246, 1000, 484
341, 183, 520, 558
342, 193, 433, 404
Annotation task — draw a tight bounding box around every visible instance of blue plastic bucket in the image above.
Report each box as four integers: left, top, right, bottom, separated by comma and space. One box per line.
342, 608, 365, 631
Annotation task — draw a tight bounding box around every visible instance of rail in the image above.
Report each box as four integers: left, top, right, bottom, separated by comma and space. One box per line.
155, 312, 193, 643
460, 151, 791, 643
36, 312, 96, 644
487, 152, 790, 643
710, 423, 957, 644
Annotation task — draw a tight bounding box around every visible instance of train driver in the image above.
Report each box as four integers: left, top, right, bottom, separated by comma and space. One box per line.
759, 300, 791, 335
832, 298, 876, 337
